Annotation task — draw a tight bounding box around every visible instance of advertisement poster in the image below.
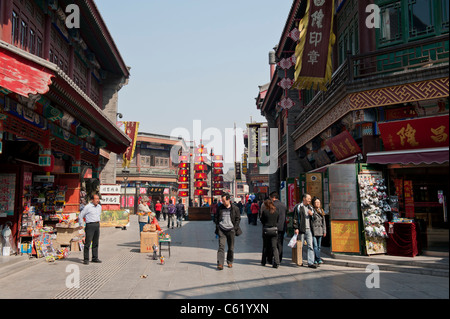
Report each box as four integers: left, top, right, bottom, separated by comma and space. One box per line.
306, 173, 323, 203
0, 174, 16, 217
331, 220, 360, 253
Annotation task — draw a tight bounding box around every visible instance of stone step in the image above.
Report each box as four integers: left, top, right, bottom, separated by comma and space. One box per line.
321, 256, 449, 277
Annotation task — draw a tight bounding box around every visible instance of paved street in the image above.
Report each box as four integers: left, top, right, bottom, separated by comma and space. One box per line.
0, 214, 448, 300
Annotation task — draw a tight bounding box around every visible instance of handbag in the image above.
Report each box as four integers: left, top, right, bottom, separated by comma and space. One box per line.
143, 224, 156, 232
263, 227, 278, 237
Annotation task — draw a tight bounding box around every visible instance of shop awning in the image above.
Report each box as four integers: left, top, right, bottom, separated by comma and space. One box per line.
0, 48, 54, 97
309, 154, 360, 173
366, 147, 449, 165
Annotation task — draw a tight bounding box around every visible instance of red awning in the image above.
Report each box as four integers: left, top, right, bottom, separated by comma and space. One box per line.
0, 49, 54, 97
366, 147, 449, 165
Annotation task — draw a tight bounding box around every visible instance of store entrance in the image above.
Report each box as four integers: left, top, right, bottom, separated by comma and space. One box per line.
388, 164, 449, 252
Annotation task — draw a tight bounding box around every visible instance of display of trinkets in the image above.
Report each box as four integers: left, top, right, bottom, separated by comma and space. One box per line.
358, 172, 389, 255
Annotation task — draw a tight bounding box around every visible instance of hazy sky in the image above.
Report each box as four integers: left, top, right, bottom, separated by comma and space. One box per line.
95, 0, 293, 168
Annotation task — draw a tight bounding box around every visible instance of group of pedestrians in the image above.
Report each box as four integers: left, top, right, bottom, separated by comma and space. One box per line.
138, 197, 186, 231
214, 191, 326, 270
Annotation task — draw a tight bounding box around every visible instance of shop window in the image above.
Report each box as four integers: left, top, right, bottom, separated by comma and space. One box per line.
20, 20, 28, 49
379, 2, 403, 45
29, 29, 36, 54
36, 37, 43, 58
141, 156, 151, 167
408, 0, 435, 38
12, 11, 19, 44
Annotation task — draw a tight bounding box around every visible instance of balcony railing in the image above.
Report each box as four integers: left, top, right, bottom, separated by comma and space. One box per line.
296, 35, 449, 127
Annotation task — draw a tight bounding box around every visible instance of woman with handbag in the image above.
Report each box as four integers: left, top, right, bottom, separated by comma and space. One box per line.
260, 199, 280, 268
138, 196, 155, 233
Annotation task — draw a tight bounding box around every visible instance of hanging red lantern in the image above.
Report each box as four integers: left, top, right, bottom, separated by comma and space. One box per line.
213, 162, 223, 168
194, 181, 208, 188
194, 173, 207, 180
194, 164, 207, 171
178, 176, 189, 183
178, 184, 189, 190
178, 169, 188, 176
178, 191, 189, 197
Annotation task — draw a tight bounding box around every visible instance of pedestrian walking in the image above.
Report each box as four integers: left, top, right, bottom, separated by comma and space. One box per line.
250, 199, 259, 226
214, 193, 242, 270
245, 199, 252, 224
162, 201, 168, 221
155, 200, 162, 221
311, 197, 327, 266
260, 199, 280, 268
79, 194, 102, 265
270, 191, 287, 263
175, 199, 185, 227
167, 200, 176, 229
293, 193, 316, 269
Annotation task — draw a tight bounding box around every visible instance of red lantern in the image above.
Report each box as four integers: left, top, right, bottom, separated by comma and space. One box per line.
213, 155, 223, 161
178, 191, 188, 197
194, 181, 208, 188
179, 155, 188, 162
213, 169, 223, 175
194, 189, 208, 196
178, 169, 188, 176
178, 184, 188, 190
195, 156, 206, 163
194, 173, 207, 180
213, 190, 223, 196
178, 176, 188, 183
178, 163, 189, 169
213, 176, 224, 182
213, 183, 224, 189
213, 162, 223, 168
194, 164, 207, 171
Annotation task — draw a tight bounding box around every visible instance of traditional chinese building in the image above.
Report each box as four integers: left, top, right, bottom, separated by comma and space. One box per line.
0, 0, 130, 249
258, 0, 449, 251
116, 132, 189, 211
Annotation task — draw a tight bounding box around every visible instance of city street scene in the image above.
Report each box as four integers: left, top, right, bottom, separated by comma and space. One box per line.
0, 0, 448, 309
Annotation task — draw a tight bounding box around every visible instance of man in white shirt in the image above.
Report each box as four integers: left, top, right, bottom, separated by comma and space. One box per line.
79, 194, 102, 265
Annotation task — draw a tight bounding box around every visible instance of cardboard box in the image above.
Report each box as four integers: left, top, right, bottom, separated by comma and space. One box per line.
140, 232, 159, 253
70, 240, 80, 252
292, 240, 303, 266
56, 227, 79, 245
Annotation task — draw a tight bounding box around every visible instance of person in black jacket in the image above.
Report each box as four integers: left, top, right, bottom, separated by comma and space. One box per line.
214, 193, 242, 270
260, 199, 280, 268
175, 199, 186, 228
270, 191, 288, 263
293, 193, 316, 269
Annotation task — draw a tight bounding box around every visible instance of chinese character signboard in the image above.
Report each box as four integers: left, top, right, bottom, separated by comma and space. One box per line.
293, 0, 336, 91
328, 164, 358, 220
331, 220, 360, 253
378, 115, 449, 151
326, 130, 361, 161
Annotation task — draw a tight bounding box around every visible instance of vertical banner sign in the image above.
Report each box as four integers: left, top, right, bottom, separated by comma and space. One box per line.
247, 123, 260, 163
293, 0, 336, 91
122, 122, 140, 168
235, 162, 242, 181
404, 180, 415, 218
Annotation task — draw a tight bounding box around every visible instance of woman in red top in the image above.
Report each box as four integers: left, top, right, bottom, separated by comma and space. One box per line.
250, 200, 259, 226
155, 200, 162, 221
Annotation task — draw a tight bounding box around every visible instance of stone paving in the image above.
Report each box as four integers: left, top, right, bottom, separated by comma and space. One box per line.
0, 214, 448, 300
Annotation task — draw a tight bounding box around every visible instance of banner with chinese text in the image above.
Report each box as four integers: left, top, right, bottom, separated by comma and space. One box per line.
326, 130, 362, 161
378, 115, 449, 151
122, 121, 140, 168
293, 0, 336, 91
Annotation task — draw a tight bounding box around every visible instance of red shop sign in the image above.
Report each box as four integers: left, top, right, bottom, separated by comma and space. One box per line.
378, 115, 449, 151
326, 130, 361, 161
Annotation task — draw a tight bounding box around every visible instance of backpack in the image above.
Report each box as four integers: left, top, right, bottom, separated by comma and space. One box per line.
168, 204, 176, 215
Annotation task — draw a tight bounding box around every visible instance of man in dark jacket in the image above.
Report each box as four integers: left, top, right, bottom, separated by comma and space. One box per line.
293, 193, 316, 268
214, 193, 242, 270
270, 191, 288, 263
175, 199, 185, 228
